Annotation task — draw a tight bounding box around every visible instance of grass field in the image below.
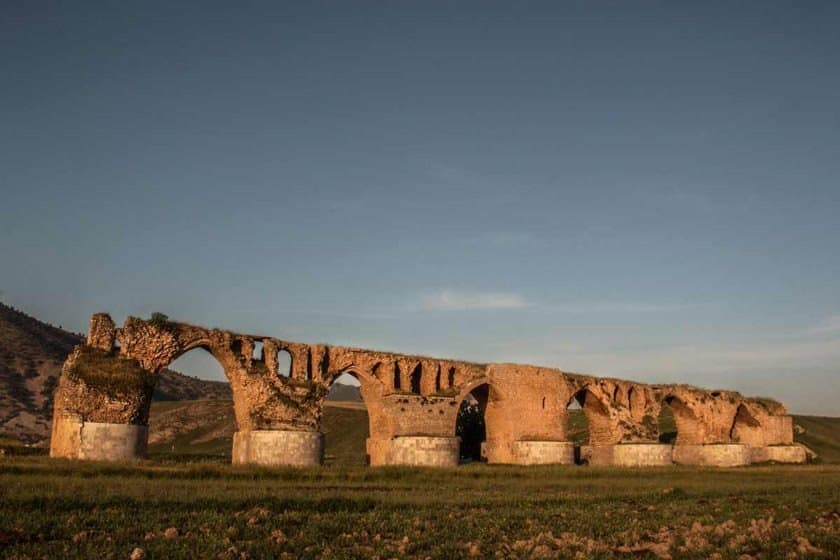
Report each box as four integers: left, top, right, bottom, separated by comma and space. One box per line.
0, 458, 838, 559
2, 403, 838, 558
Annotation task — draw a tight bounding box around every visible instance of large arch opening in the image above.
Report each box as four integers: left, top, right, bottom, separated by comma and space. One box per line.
456, 383, 489, 463
147, 347, 233, 462
659, 396, 701, 445
565, 392, 590, 448
730, 404, 762, 445
566, 388, 612, 446
322, 372, 370, 466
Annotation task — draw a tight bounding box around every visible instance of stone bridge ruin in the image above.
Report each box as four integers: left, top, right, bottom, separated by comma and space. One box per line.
50, 313, 806, 467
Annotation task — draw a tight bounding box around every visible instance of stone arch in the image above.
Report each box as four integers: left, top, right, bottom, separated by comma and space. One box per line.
729, 403, 763, 445
567, 386, 614, 445
453, 377, 504, 462
319, 369, 372, 465
660, 395, 703, 445
321, 363, 388, 465
147, 345, 232, 457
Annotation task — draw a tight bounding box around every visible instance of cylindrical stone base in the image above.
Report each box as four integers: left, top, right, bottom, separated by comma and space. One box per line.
50, 414, 148, 461
673, 444, 751, 467
511, 441, 575, 465
232, 430, 323, 467
581, 444, 674, 467
749, 445, 807, 464
384, 436, 460, 467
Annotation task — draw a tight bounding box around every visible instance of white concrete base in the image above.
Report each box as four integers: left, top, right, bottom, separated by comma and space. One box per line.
749, 445, 807, 464
673, 444, 751, 467
50, 415, 148, 461
581, 444, 674, 467
232, 430, 323, 467
511, 441, 575, 465
373, 436, 460, 467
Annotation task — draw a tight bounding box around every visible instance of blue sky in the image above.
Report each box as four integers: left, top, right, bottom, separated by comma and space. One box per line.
1, 1, 838, 414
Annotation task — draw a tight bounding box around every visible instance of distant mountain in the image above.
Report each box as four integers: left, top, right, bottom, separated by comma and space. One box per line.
327, 381, 362, 402
0, 302, 229, 443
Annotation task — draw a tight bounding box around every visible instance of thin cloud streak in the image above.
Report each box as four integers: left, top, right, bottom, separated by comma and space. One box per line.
421, 290, 530, 311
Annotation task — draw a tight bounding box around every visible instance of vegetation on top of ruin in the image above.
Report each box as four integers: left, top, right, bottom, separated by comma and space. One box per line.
65, 346, 157, 397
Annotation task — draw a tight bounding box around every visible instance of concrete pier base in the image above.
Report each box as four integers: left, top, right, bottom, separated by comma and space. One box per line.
50, 414, 148, 461
580, 444, 674, 466
749, 445, 807, 464
673, 444, 751, 467
368, 436, 460, 467
232, 430, 323, 467
511, 441, 575, 465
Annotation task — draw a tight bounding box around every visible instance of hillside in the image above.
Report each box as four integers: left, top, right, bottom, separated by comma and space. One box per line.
793, 415, 840, 463
0, 303, 229, 443
0, 303, 83, 442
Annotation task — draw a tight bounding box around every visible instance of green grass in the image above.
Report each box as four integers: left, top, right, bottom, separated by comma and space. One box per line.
0, 458, 837, 559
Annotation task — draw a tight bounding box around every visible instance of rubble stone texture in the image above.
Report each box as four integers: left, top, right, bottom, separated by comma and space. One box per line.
50, 313, 804, 466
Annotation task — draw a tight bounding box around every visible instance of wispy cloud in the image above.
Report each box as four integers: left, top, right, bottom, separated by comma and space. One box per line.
806, 315, 840, 335
421, 290, 530, 311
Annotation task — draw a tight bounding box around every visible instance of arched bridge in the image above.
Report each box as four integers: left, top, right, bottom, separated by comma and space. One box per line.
50, 313, 805, 467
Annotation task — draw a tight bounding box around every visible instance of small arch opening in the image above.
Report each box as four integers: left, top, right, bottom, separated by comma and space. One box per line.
409, 364, 422, 394
276, 349, 292, 378
252, 340, 264, 362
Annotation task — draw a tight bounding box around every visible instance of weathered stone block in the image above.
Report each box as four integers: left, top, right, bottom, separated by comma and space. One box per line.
386, 436, 460, 467
581, 444, 673, 466
672, 444, 751, 467
749, 445, 807, 464
232, 430, 323, 467
50, 414, 148, 461
511, 441, 575, 465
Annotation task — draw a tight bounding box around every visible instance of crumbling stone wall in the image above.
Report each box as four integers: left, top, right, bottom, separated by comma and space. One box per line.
51, 313, 798, 464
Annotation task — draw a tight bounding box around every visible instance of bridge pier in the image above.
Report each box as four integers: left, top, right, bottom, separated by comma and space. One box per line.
580, 444, 673, 466
672, 444, 751, 467
232, 430, 324, 467
509, 441, 576, 465
367, 436, 460, 467
50, 413, 148, 461
749, 445, 807, 464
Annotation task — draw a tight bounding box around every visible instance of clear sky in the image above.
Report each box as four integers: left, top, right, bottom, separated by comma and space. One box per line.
2, 1, 838, 415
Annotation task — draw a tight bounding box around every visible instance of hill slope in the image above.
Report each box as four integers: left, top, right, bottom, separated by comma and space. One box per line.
793, 415, 840, 463
0, 303, 229, 443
